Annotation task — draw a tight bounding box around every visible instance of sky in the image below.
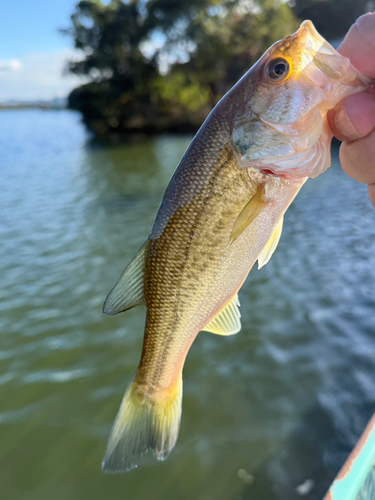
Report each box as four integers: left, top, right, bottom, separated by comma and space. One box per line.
0, 0, 90, 101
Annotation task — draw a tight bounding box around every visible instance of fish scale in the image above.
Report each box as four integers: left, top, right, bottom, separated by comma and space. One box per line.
142, 146, 249, 388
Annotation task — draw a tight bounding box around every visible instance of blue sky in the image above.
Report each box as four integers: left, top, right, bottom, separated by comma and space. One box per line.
0, 0, 88, 101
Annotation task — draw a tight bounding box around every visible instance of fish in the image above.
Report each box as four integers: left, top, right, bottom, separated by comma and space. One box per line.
101, 20, 372, 473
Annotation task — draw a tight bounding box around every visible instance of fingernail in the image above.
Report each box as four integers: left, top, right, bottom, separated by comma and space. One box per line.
335, 106, 361, 139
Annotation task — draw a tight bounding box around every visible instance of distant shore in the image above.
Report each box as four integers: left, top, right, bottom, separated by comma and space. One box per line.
0, 98, 67, 110
0, 104, 68, 111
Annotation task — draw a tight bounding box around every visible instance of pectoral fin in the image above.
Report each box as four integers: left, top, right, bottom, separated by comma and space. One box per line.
257, 216, 284, 269
202, 295, 241, 335
103, 240, 149, 315
230, 185, 268, 244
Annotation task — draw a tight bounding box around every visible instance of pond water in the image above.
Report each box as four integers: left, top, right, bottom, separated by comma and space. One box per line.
1, 109, 375, 500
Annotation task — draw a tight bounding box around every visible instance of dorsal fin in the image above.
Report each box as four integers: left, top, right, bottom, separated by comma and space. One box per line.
202, 295, 241, 335
103, 240, 149, 315
257, 216, 284, 269
230, 185, 268, 244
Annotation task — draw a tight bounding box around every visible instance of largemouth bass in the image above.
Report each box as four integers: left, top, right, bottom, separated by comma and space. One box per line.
102, 21, 372, 473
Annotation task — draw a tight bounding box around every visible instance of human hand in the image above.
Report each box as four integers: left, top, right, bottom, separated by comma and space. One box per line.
327, 12, 375, 208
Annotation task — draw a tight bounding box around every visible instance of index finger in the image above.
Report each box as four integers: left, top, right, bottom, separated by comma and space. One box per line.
338, 12, 375, 79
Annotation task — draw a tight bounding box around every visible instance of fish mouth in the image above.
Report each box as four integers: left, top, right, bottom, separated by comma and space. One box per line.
273, 20, 335, 72
294, 20, 331, 56
291, 20, 340, 68
291, 20, 371, 91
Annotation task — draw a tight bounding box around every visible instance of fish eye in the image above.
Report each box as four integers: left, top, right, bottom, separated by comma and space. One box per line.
266, 58, 290, 82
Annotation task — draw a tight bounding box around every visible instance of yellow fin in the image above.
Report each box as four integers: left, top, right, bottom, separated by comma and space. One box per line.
102, 376, 183, 473
103, 240, 149, 315
202, 295, 241, 335
257, 216, 284, 270
230, 185, 268, 244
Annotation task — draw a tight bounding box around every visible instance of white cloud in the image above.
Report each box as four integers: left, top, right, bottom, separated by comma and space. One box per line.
0, 50, 89, 102
0, 59, 22, 71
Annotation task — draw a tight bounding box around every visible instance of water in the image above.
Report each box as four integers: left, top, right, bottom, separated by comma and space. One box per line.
1, 109, 375, 500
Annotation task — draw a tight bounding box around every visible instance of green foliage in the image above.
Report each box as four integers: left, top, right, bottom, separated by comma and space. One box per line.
152, 72, 211, 112
178, 1, 298, 104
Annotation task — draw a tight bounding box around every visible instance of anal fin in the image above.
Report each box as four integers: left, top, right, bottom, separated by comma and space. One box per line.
103, 240, 149, 315
202, 295, 241, 335
257, 216, 284, 269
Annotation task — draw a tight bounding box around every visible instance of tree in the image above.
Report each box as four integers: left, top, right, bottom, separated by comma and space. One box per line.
64, 0, 300, 137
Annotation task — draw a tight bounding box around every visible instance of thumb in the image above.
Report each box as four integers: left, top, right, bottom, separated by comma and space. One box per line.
328, 92, 375, 142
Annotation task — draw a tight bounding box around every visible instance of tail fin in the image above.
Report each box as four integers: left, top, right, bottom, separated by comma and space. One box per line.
102, 376, 183, 473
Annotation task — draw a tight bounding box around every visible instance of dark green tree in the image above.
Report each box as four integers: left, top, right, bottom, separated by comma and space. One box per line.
64, 0, 300, 137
